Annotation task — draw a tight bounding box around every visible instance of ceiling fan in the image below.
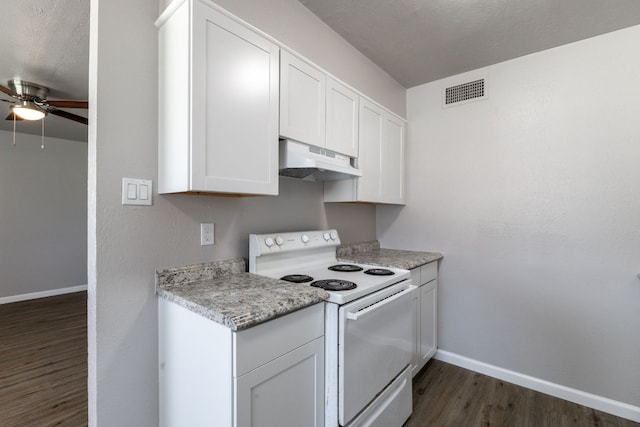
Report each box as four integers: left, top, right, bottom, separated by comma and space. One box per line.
0, 79, 88, 125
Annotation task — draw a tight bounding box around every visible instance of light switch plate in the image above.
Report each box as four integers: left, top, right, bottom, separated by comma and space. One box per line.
122, 178, 153, 206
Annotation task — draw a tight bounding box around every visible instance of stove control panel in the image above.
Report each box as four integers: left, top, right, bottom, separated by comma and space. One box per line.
249, 229, 341, 257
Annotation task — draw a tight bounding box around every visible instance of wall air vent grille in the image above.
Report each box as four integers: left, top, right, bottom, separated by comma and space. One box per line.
444, 78, 486, 107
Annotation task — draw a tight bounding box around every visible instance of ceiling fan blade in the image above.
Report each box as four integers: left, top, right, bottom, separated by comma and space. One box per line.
5, 112, 24, 121
46, 100, 88, 109
0, 83, 19, 98
48, 108, 88, 125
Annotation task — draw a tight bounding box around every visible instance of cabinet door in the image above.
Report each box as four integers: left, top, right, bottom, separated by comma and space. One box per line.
191, 3, 279, 195
235, 337, 324, 427
357, 98, 384, 202
420, 282, 438, 366
326, 78, 359, 157
410, 280, 420, 377
280, 50, 326, 148
382, 115, 406, 204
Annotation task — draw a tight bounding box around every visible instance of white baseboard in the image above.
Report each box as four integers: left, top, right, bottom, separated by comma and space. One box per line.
0, 284, 88, 305
434, 350, 640, 423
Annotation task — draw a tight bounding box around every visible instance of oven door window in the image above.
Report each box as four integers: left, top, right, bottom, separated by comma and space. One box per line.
338, 281, 414, 425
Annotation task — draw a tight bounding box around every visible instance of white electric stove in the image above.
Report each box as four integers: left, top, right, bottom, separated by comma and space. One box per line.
249, 229, 415, 427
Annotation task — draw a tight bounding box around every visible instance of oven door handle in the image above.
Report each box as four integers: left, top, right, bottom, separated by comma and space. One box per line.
346, 285, 416, 321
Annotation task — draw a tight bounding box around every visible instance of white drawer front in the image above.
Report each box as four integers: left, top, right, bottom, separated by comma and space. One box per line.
420, 261, 438, 285
234, 303, 324, 376
347, 366, 412, 427
410, 268, 420, 286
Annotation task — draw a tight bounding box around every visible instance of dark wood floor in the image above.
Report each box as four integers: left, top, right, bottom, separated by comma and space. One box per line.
1, 293, 637, 427
0, 292, 87, 427
406, 359, 639, 427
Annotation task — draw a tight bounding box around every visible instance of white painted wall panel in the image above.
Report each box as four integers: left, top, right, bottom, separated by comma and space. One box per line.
0, 131, 87, 298
377, 25, 640, 408
89, 0, 398, 424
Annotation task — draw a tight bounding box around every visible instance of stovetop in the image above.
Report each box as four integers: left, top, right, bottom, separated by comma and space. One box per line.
265, 261, 409, 304
249, 230, 411, 304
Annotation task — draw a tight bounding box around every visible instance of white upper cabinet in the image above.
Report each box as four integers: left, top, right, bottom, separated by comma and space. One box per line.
158, 0, 405, 201
382, 114, 406, 204
280, 50, 326, 148
357, 99, 385, 201
324, 98, 406, 205
326, 77, 359, 157
157, 0, 279, 195
280, 53, 359, 158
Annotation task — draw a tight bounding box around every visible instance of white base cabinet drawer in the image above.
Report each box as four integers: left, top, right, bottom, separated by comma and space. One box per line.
234, 303, 323, 376
420, 262, 438, 284
346, 366, 412, 427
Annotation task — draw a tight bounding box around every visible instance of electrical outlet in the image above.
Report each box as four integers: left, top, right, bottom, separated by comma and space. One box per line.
201, 223, 214, 246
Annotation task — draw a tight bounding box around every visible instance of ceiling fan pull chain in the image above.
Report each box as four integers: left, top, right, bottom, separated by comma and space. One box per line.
12, 113, 16, 147
41, 119, 45, 149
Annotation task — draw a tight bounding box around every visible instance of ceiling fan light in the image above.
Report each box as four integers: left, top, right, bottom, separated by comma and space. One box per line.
11, 101, 47, 120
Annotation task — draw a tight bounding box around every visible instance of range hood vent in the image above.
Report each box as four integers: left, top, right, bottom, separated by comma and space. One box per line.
279, 139, 362, 182
444, 78, 486, 107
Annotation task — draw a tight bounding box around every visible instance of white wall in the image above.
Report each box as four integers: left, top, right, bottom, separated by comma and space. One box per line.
88, 0, 404, 425
378, 26, 640, 408
0, 130, 87, 299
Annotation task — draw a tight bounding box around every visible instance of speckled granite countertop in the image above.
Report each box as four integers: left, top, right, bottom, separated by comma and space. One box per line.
156, 258, 327, 331
337, 241, 443, 270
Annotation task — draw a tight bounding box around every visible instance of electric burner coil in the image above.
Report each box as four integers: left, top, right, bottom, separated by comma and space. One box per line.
311, 279, 357, 291
280, 274, 314, 283
364, 268, 395, 276
328, 264, 363, 272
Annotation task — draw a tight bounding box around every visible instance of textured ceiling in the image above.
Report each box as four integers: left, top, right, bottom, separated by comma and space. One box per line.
4, 1, 640, 142
299, 0, 640, 88
0, 0, 89, 142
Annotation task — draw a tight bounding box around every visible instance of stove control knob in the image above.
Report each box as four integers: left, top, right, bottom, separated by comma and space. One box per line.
264, 237, 275, 247
275, 236, 284, 246
323, 232, 330, 241
330, 231, 337, 240
301, 234, 310, 244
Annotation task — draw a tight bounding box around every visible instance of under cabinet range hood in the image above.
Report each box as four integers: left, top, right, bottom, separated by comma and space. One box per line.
279, 139, 362, 181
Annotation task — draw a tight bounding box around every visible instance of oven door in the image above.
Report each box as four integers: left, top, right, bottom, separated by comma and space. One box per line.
338, 280, 415, 425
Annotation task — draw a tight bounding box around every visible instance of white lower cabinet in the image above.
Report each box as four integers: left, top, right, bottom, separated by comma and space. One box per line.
159, 300, 324, 427
419, 281, 437, 367
410, 261, 439, 377
235, 338, 324, 427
